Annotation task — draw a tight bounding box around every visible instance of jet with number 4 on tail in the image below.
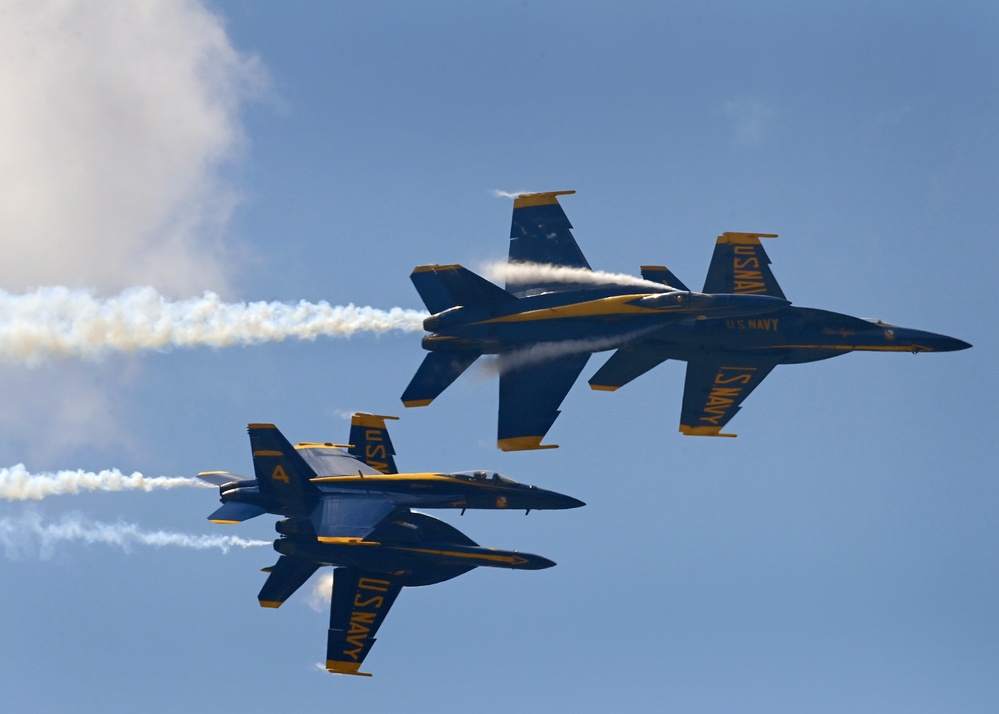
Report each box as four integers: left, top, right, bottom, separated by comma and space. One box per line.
402, 191, 970, 447
199, 412, 581, 676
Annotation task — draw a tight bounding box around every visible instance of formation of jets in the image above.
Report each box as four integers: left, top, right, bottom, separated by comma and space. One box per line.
204, 191, 970, 674
200, 413, 581, 676
402, 191, 970, 448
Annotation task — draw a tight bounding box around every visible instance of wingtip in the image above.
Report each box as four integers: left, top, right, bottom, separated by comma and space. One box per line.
326, 661, 374, 677
497, 436, 559, 451
402, 399, 433, 408
679, 425, 738, 438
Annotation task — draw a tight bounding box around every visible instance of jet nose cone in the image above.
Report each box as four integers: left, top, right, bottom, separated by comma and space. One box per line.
532, 488, 586, 509
894, 328, 973, 353
520, 553, 557, 570
930, 336, 972, 352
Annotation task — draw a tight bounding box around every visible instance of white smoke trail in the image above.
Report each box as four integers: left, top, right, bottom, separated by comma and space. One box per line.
0, 464, 212, 501
480, 328, 660, 376
0, 287, 428, 365
0, 510, 270, 560
482, 261, 671, 291
491, 189, 532, 199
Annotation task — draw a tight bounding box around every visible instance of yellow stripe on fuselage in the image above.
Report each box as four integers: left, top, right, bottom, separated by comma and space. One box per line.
391, 546, 527, 566
478, 294, 666, 324
778, 344, 935, 352
316, 537, 380, 545
310, 472, 510, 489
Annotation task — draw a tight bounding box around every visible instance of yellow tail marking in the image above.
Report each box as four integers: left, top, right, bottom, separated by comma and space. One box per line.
327, 661, 373, 677
513, 190, 576, 208
716, 232, 779, 245
271, 465, 290, 483
679, 425, 738, 438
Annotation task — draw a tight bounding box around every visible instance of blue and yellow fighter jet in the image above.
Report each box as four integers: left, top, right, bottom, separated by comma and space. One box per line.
199, 412, 582, 676
402, 191, 971, 448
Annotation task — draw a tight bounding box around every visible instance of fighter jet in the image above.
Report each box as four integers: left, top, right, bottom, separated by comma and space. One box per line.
199, 412, 582, 676
402, 191, 970, 447
402, 191, 791, 450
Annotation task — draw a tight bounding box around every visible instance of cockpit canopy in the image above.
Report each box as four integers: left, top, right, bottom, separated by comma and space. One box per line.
636, 291, 687, 309
452, 470, 518, 485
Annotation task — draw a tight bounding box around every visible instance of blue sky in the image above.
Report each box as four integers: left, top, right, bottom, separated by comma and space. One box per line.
1, 2, 996, 712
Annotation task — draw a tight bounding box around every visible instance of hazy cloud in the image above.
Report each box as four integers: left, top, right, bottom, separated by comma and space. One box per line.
0, 0, 265, 296
0, 1, 266, 460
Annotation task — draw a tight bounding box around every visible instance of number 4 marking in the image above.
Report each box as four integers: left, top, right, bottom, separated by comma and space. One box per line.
272, 464, 290, 484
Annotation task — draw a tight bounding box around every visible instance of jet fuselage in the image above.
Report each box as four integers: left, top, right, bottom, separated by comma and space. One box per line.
422, 286, 791, 354
629, 306, 971, 364
215, 470, 584, 515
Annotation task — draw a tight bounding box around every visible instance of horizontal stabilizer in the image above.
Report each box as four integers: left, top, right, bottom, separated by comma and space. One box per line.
247, 424, 320, 499
208, 501, 267, 524
197, 471, 245, 487
326, 568, 404, 676
258, 556, 321, 608
402, 351, 480, 407
589, 346, 671, 391
411, 264, 515, 313
347, 413, 399, 474
641, 265, 690, 291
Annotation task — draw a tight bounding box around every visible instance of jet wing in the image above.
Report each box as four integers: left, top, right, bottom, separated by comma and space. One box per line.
497, 351, 590, 450
258, 555, 321, 608
506, 191, 593, 296
326, 567, 404, 676
310, 496, 401, 541
297, 445, 383, 478
347, 413, 399, 475
678, 354, 783, 436
701, 232, 785, 299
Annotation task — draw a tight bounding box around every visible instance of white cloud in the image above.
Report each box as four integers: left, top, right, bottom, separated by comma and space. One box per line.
0, 0, 266, 462
0, 0, 265, 296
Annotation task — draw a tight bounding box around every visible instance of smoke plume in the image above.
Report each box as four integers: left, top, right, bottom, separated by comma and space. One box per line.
0, 287, 427, 365
481, 328, 660, 375
0, 464, 211, 501
482, 261, 670, 291
0, 510, 270, 560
